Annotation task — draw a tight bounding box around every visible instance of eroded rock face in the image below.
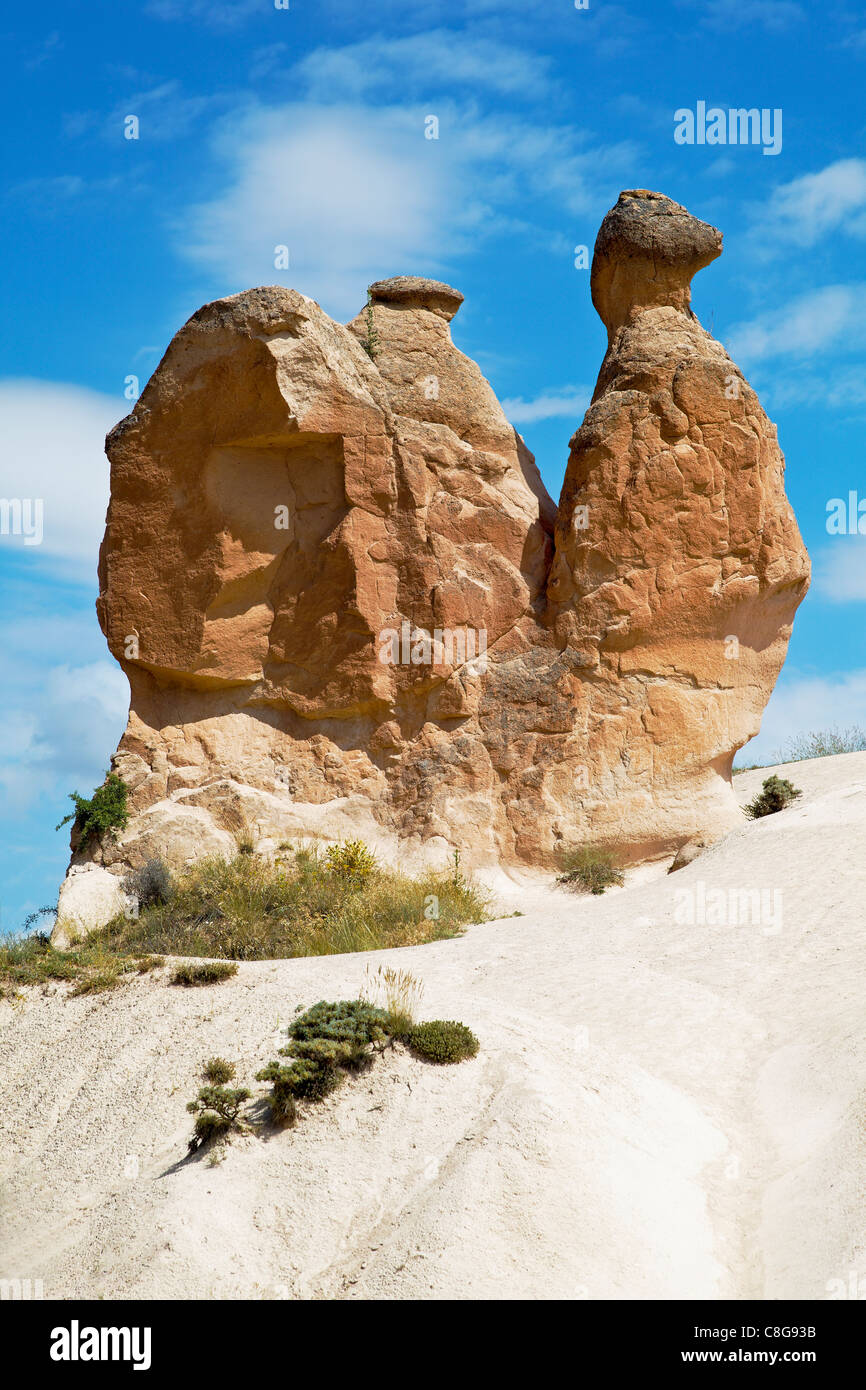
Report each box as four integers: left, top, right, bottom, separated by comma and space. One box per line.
56, 190, 809, 931
548, 190, 810, 855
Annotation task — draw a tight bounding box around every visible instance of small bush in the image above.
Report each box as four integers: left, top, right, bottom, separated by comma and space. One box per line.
407, 1020, 479, 1064
744, 775, 802, 820
125, 857, 172, 908
325, 839, 378, 885
235, 830, 256, 856
202, 1056, 236, 1085
287, 998, 390, 1067
254, 1064, 298, 1127
187, 1072, 250, 1152
171, 961, 238, 987
558, 847, 624, 895
256, 999, 391, 1121
56, 772, 129, 848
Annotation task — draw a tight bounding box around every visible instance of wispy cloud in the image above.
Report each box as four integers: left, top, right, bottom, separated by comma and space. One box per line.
294, 30, 556, 101
726, 285, 866, 364
501, 385, 591, 424
681, 0, 805, 32
145, 0, 267, 28
747, 158, 866, 251
174, 100, 633, 317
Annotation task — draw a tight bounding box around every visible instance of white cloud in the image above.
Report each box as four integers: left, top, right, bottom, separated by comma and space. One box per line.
813, 538, 866, 602
748, 158, 866, 250
501, 385, 591, 424
736, 669, 866, 766
294, 30, 555, 101
176, 101, 632, 318
110, 81, 227, 142
725, 285, 866, 364
0, 380, 122, 581
0, 598, 129, 820
754, 364, 866, 412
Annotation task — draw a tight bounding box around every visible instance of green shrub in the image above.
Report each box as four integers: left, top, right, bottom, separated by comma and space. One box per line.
253, 1063, 298, 1126
187, 1073, 250, 1152
744, 775, 802, 820
256, 999, 391, 1121
557, 847, 624, 895
202, 1056, 236, 1085
171, 960, 238, 987
69, 957, 126, 996
133, 954, 164, 974
407, 1019, 479, 1064
56, 772, 129, 848
325, 839, 378, 885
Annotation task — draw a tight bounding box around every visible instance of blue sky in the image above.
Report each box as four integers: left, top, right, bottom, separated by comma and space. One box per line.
2, 0, 866, 934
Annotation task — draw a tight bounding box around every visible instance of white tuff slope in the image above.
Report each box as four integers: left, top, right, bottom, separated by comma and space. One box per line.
2, 752, 865, 1300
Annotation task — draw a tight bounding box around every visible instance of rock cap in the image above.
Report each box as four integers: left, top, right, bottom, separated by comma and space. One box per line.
591, 189, 722, 332
368, 276, 464, 321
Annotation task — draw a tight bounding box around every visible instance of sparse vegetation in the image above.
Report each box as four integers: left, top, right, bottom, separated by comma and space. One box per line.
773, 725, 866, 764
557, 846, 624, 895
407, 1019, 479, 1064
187, 1059, 250, 1151
2, 841, 486, 1004
362, 290, 380, 360
56, 772, 129, 848
170, 960, 238, 987
0, 933, 163, 998
744, 774, 802, 820
124, 857, 173, 909
362, 964, 424, 1038
88, 840, 488, 961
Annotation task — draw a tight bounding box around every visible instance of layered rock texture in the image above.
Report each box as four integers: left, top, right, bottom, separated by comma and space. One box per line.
58, 190, 809, 930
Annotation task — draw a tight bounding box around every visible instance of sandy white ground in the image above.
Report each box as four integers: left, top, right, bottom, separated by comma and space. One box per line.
2, 752, 865, 1301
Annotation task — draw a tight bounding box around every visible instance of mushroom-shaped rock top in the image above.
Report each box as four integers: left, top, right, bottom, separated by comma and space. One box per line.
367, 276, 464, 321
591, 189, 722, 335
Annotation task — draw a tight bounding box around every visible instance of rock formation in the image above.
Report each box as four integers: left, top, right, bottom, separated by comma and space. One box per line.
55, 190, 809, 936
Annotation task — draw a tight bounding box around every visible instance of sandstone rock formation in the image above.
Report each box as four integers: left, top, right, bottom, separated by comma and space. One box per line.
55, 190, 809, 934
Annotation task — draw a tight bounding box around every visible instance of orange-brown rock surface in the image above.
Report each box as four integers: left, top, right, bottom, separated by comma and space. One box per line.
58, 190, 809, 930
